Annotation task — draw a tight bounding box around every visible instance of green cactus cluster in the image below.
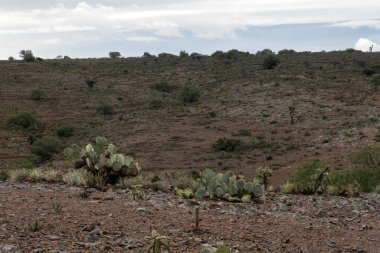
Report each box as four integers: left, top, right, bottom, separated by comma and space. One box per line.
64, 136, 141, 185
195, 168, 263, 202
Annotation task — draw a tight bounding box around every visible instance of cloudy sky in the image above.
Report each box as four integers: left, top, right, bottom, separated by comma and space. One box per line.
0, 0, 380, 59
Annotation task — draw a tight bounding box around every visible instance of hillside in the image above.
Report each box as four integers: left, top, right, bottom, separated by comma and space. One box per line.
1, 51, 380, 185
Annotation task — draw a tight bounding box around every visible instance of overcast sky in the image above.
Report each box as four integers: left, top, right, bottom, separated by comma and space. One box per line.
0, 0, 379, 59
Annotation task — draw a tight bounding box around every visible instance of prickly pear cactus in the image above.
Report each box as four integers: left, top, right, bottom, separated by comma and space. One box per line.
64, 136, 142, 185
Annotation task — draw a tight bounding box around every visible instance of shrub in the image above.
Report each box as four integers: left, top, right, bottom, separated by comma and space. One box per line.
371, 74, 380, 86
154, 81, 173, 93
7, 112, 45, 131
19, 49, 35, 62
0, 171, 9, 181
350, 146, 380, 169
278, 49, 296, 55
63, 169, 90, 186
9, 169, 29, 182
213, 137, 242, 152
280, 181, 296, 194
290, 160, 328, 194
262, 54, 280, 69
97, 102, 114, 115
56, 125, 75, 138
109, 51, 121, 59
85, 79, 96, 88
30, 89, 46, 101
179, 84, 201, 104
329, 168, 380, 193
362, 68, 375, 76
179, 50, 189, 58
30, 136, 61, 163
149, 99, 164, 109
8, 56, 14, 61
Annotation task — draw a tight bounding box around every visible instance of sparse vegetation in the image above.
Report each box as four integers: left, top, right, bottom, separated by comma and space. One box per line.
146, 230, 171, 253
109, 51, 121, 59
7, 112, 45, 131
56, 125, 75, 138
97, 102, 114, 115
154, 81, 173, 93
371, 74, 380, 86
179, 84, 201, 104
29, 220, 43, 232
30, 137, 61, 163
30, 89, 46, 101
213, 137, 242, 152
262, 54, 280, 69
0, 171, 9, 181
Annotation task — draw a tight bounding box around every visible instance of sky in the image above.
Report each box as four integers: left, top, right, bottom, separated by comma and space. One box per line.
0, 0, 380, 59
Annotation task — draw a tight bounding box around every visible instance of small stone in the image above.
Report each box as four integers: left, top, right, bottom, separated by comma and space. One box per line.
136, 207, 147, 213
200, 244, 216, 253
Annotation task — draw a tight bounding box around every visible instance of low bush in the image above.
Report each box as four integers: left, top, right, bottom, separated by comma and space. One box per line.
213, 137, 242, 152
0, 171, 9, 181
7, 112, 45, 131
149, 99, 164, 109
30, 89, 46, 101
290, 160, 328, 194
362, 68, 375, 76
85, 79, 96, 88
262, 54, 280, 69
155, 81, 173, 93
56, 125, 75, 138
371, 74, 380, 86
179, 84, 201, 104
97, 102, 114, 115
329, 168, 380, 193
30, 136, 61, 163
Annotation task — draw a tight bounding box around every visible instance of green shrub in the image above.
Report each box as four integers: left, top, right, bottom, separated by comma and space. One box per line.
0, 171, 9, 181
7, 112, 45, 131
179, 84, 201, 104
371, 74, 380, 86
30, 89, 46, 101
56, 125, 75, 138
290, 160, 328, 194
363, 68, 375, 76
329, 168, 380, 193
154, 81, 173, 93
213, 137, 242, 152
109, 51, 121, 59
97, 102, 114, 115
30, 136, 61, 163
262, 54, 280, 69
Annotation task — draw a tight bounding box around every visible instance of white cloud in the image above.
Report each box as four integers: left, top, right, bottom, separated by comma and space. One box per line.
1, 1, 380, 58
42, 38, 61, 45
124, 35, 160, 43
354, 38, 380, 52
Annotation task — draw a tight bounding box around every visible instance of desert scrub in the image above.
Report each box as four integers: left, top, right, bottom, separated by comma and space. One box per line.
63, 169, 90, 186
213, 137, 242, 152
329, 168, 380, 193
371, 74, 380, 86
7, 112, 45, 131
30, 89, 46, 101
149, 99, 165, 109
30, 136, 61, 163
97, 102, 114, 115
29, 168, 61, 183
280, 181, 296, 194
0, 171, 9, 181
56, 125, 75, 138
178, 84, 201, 104
349, 146, 380, 169
262, 54, 280, 69
290, 160, 329, 194
154, 81, 173, 93
9, 169, 30, 182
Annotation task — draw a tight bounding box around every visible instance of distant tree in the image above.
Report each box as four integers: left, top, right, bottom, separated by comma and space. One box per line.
63, 56, 71, 60
179, 50, 189, 58
143, 52, 153, 57
8, 56, 14, 61
19, 50, 35, 62
56, 55, 63, 59
109, 51, 121, 59
256, 49, 273, 56
278, 49, 296, 55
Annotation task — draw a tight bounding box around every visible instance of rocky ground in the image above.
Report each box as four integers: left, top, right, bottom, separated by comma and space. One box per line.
0, 181, 379, 252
